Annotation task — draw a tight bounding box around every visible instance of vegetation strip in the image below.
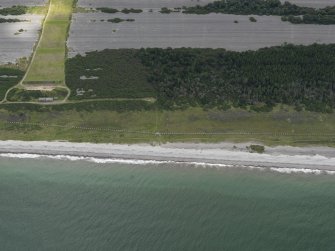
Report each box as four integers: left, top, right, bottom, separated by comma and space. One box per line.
22, 0, 76, 85
182, 0, 335, 25
0, 5, 27, 15
0, 18, 25, 23
6, 121, 335, 137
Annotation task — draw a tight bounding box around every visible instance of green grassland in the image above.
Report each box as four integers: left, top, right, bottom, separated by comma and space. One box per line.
0, 104, 334, 146
23, 0, 75, 85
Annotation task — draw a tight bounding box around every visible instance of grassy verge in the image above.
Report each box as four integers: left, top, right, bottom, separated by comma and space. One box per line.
23, 0, 75, 85
0, 104, 334, 146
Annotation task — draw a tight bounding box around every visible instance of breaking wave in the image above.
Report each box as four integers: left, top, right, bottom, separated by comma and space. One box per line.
0, 153, 334, 175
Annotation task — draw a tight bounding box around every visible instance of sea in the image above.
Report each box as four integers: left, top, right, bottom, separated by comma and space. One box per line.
1, 154, 335, 251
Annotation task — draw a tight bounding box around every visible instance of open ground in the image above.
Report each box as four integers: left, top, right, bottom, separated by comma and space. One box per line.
0, 105, 335, 146
23, 0, 75, 85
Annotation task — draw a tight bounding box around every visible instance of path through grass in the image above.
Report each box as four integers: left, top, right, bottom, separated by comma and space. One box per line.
23, 0, 75, 85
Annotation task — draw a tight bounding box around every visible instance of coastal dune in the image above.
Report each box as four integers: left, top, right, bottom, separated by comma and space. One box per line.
0, 141, 334, 171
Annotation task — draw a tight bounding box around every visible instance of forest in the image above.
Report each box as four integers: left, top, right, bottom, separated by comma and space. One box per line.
183, 0, 335, 24
66, 44, 335, 112
137, 45, 335, 112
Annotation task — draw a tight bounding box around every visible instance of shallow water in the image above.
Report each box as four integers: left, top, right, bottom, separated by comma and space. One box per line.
1, 156, 335, 250
0, 14, 43, 64
68, 12, 335, 57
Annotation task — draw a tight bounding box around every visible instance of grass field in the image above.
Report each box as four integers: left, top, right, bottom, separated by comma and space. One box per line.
0, 105, 334, 146
23, 0, 75, 85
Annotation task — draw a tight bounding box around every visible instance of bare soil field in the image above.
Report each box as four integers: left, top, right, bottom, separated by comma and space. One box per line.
0, 0, 47, 7
0, 14, 43, 64
67, 12, 335, 56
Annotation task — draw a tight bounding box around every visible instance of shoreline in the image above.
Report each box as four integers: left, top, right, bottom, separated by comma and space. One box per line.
0, 140, 335, 171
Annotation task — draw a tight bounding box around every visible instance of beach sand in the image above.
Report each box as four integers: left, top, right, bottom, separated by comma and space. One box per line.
0, 140, 334, 170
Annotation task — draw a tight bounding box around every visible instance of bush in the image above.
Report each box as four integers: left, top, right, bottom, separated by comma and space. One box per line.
248, 145, 265, 153
249, 16, 257, 22
97, 7, 119, 13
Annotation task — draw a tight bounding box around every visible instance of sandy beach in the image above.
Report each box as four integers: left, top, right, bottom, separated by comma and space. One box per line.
0, 140, 334, 171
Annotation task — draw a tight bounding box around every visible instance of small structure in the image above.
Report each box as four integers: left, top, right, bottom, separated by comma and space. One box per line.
38, 97, 54, 103
76, 88, 85, 96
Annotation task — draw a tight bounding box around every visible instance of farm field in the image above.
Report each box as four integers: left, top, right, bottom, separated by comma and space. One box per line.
0, 105, 335, 146
68, 12, 335, 56
0, 14, 43, 64
23, 0, 75, 85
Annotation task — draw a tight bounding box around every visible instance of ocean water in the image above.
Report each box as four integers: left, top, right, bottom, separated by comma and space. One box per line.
1, 156, 335, 250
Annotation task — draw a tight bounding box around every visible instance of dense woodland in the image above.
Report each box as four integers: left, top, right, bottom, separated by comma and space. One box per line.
0, 5, 27, 15
183, 0, 335, 24
138, 45, 335, 112
66, 44, 335, 112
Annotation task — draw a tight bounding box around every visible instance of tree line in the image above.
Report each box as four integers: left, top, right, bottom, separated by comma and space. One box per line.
0, 5, 27, 15
182, 0, 335, 25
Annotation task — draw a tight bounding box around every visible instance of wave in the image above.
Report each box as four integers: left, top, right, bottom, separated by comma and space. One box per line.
0, 152, 333, 175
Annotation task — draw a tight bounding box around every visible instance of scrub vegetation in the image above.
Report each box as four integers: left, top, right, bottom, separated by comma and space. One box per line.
65, 49, 155, 99
7, 88, 68, 102
0, 68, 24, 100
96, 7, 119, 13
183, 0, 335, 24
107, 18, 135, 23
0, 18, 24, 23
0, 5, 27, 15
96, 7, 143, 14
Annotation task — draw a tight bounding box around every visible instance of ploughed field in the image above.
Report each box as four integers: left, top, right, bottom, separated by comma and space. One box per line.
0, 14, 43, 64
68, 12, 335, 56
